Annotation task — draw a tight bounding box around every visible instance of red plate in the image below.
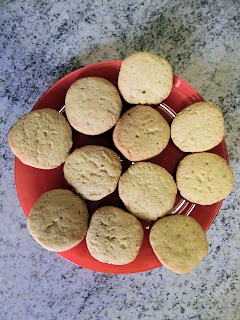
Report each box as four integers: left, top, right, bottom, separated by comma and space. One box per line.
15, 61, 228, 273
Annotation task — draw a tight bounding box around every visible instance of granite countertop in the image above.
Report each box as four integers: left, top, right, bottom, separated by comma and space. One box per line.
1, 0, 239, 319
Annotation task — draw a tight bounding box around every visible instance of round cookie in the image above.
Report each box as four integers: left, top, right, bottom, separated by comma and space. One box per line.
65, 77, 122, 135
86, 206, 144, 265
8, 108, 73, 169
171, 102, 225, 152
118, 52, 173, 105
149, 215, 208, 274
64, 145, 122, 201
27, 189, 89, 252
118, 162, 177, 220
113, 105, 170, 161
176, 152, 234, 205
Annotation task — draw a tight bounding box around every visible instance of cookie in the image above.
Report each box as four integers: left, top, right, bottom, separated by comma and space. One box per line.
118, 52, 173, 105
176, 152, 234, 205
149, 215, 208, 274
8, 108, 73, 169
171, 102, 225, 152
118, 162, 177, 220
27, 189, 89, 252
113, 105, 170, 161
86, 206, 144, 265
64, 145, 122, 201
65, 77, 122, 135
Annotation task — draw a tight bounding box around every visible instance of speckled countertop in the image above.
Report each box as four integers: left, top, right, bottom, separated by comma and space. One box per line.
1, 0, 239, 319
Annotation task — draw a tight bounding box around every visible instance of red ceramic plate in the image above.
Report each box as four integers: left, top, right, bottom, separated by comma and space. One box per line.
15, 61, 228, 273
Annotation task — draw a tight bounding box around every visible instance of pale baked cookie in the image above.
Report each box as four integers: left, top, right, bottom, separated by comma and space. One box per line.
149, 215, 208, 274
171, 102, 225, 152
64, 145, 122, 201
113, 105, 170, 161
27, 189, 89, 252
8, 108, 73, 169
118, 52, 173, 105
118, 162, 177, 220
176, 152, 234, 205
86, 206, 144, 265
65, 77, 122, 135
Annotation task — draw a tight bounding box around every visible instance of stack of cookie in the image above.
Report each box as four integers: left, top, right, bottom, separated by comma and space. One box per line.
9, 52, 234, 274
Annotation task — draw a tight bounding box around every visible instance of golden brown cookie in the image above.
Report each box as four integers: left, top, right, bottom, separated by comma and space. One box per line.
113, 105, 170, 161
171, 102, 225, 152
118, 162, 177, 220
150, 215, 208, 274
176, 152, 234, 205
65, 77, 122, 135
86, 206, 144, 265
8, 108, 72, 169
118, 52, 173, 104
27, 189, 89, 252
64, 145, 122, 201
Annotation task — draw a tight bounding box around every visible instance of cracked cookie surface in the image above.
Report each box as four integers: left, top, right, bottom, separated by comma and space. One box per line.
64, 145, 122, 201
86, 206, 143, 265
8, 108, 73, 169
27, 189, 89, 252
